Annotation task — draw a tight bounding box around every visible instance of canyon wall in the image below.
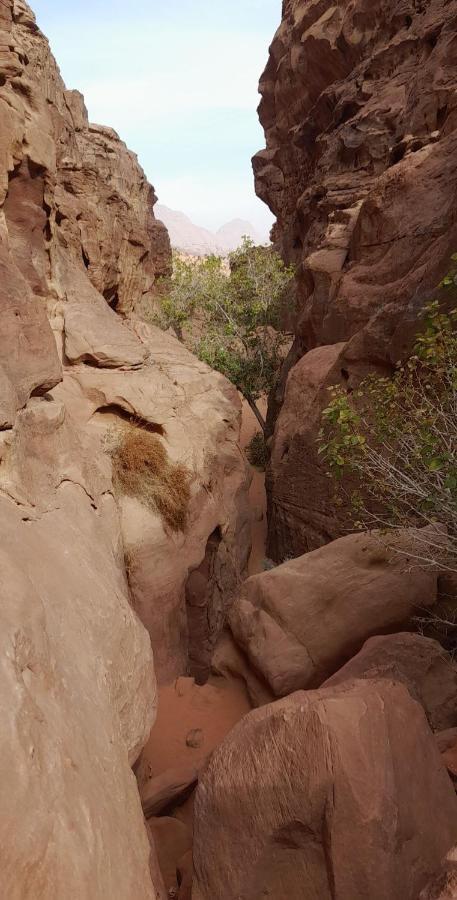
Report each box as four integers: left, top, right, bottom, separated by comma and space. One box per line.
0, 1, 249, 894
254, 0, 457, 560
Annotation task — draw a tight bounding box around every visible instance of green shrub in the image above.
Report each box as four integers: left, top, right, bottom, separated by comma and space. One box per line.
246, 431, 269, 470
148, 239, 294, 433
319, 293, 457, 571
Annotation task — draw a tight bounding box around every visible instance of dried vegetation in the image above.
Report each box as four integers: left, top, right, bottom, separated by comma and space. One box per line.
111, 426, 191, 532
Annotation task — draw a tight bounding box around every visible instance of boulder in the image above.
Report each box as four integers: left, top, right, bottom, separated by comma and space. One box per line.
211, 630, 274, 708
325, 633, 457, 732
144, 821, 168, 900
420, 847, 457, 899
141, 765, 199, 819
177, 850, 193, 900
435, 729, 457, 782
267, 343, 346, 558
437, 730, 457, 754
230, 529, 437, 696
193, 680, 457, 900
148, 818, 192, 894
63, 264, 149, 368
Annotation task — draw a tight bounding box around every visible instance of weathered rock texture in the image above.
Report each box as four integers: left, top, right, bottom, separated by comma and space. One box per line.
230, 529, 437, 697
0, 1, 249, 895
420, 846, 457, 900
324, 632, 457, 732
193, 679, 457, 900
0, 402, 158, 897
56, 324, 251, 685
254, 0, 457, 559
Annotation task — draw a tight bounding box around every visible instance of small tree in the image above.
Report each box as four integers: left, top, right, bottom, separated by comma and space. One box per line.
152, 238, 294, 434
153, 253, 227, 341
319, 296, 457, 572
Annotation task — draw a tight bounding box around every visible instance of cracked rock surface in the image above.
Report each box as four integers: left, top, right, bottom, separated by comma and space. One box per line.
193, 679, 457, 900
254, 0, 457, 559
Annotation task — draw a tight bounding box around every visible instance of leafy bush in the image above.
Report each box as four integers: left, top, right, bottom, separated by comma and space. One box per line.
150, 238, 294, 433
246, 431, 269, 470
149, 254, 228, 340
111, 426, 191, 532
319, 297, 457, 571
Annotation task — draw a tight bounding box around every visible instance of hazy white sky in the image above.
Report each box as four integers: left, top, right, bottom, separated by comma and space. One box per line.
31, 0, 280, 238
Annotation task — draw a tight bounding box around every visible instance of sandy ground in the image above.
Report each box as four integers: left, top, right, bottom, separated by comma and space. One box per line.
137, 676, 251, 783
240, 397, 267, 575
138, 675, 252, 891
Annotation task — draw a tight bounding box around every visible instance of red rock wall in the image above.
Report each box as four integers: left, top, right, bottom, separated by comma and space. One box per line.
0, 0, 171, 428
254, 0, 457, 559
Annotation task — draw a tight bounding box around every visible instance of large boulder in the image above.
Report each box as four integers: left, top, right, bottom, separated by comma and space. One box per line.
193, 680, 457, 900
230, 529, 437, 696
148, 817, 192, 896
254, 0, 457, 558
420, 847, 457, 900
325, 633, 457, 732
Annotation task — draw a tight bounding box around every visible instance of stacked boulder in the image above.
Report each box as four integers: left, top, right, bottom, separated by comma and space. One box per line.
190, 529, 457, 898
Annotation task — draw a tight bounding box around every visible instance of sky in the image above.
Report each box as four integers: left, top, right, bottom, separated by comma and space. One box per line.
31, 0, 280, 239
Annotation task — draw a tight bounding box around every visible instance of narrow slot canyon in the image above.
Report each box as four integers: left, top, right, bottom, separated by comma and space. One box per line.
2, 1, 457, 899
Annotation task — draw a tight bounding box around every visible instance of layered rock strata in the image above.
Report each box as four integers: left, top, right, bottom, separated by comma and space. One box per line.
0, 1, 250, 894
254, 0, 457, 558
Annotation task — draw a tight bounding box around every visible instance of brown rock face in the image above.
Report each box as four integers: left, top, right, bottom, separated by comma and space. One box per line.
56, 324, 251, 684
0, 0, 171, 427
0, 399, 158, 897
193, 679, 457, 900
254, 0, 457, 558
0, 1, 250, 895
0, 0, 251, 669
230, 529, 437, 697
2, 10, 170, 316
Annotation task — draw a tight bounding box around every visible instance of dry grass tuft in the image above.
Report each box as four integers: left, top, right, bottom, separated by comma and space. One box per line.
111, 426, 191, 532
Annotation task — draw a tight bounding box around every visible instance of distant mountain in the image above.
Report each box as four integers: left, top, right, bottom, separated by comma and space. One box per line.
216, 219, 263, 251
155, 204, 264, 256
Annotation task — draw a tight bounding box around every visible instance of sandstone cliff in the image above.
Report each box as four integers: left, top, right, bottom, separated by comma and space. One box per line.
254, 0, 457, 559
0, 1, 249, 895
